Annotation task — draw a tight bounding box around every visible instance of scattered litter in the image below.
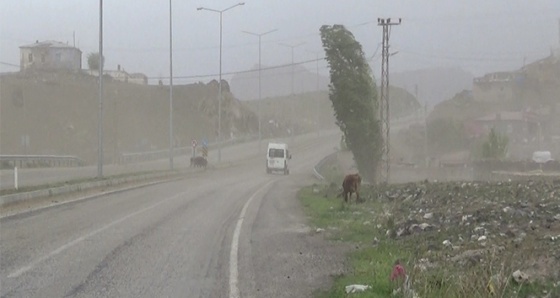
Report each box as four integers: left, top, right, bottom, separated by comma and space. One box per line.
345, 284, 371, 293
512, 270, 530, 284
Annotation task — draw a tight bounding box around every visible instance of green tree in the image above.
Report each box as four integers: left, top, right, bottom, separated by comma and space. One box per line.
320, 24, 382, 182
87, 52, 104, 71
426, 118, 468, 154
481, 128, 508, 160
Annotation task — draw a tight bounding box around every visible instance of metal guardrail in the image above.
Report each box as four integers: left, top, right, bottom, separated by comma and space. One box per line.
313, 151, 338, 181
118, 134, 259, 164
0, 155, 85, 168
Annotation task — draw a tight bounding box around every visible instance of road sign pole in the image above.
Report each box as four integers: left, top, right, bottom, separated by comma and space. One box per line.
192, 139, 198, 158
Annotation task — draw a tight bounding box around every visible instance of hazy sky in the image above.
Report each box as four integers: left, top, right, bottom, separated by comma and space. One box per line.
1, 0, 559, 84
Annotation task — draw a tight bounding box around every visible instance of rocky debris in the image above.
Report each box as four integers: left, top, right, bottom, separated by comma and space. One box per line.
361, 179, 560, 284
512, 269, 530, 284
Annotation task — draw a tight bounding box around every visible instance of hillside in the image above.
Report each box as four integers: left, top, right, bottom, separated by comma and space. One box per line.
427, 90, 511, 123
244, 91, 336, 137
391, 67, 474, 107
229, 64, 330, 101
243, 86, 421, 137
388, 85, 421, 118
0, 70, 258, 164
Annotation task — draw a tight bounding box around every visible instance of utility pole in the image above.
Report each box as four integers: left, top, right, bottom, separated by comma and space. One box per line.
197, 3, 245, 163
424, 102, 429, 167
307, 50, 321, 136
242, 29, 278, 152
377, 17, 401, 184
279, 42, 305, 141
414, 84, 419, 123
169, 0, 174, 170
314, 52, 320, 136
97, 0, 104, 178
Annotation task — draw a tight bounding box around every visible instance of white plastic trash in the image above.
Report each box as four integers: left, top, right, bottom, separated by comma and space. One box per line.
345, 284, 371, 294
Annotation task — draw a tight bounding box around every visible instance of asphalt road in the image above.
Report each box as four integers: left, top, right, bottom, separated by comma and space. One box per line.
0, 132, 332, 190
0, 117, 416, 191
0, 130, 349, 298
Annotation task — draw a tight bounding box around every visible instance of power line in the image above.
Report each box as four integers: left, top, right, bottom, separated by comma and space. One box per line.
0, 61, 20, 68
73, 19, 379, 54
398, 49, 534, 62
147, 56, 326, 80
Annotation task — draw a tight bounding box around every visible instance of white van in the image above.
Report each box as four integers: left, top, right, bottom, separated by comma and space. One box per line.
266, 142, 291, 175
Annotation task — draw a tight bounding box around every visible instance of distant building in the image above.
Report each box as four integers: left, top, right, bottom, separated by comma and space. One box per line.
472, 71, 525, 102
20, 40, 82, 72
88, 65, 148, 85
129, 73, 148, 85
466, 111, 541, 143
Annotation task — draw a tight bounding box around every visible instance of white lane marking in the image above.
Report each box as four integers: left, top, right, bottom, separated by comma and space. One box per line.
229, 180, 275, 298
7, 191, 186, 278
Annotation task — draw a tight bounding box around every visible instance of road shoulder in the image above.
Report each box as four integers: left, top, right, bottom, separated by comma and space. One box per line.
238, 174, 352, 297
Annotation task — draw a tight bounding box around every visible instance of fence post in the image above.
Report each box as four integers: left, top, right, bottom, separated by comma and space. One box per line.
14, 167, 18, 190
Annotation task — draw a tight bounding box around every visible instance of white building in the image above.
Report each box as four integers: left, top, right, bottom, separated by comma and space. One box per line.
20, 40, 82, 72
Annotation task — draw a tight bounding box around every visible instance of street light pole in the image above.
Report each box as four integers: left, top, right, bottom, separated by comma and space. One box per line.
169, 0, 174, 170
197, 3, 245, 163
97, 0, 104, 178
242, 29, 278, 151
279, 42, 305, 140
306, 50, 321, 136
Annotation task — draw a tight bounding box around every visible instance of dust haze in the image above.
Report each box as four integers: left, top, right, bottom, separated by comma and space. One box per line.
1, 1, 560, 182
2, 2, 560, 297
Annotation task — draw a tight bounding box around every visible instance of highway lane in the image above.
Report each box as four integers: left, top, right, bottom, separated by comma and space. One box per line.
0, 131, 338, 191
0, 110, 420, 191
1, 131, 344, 297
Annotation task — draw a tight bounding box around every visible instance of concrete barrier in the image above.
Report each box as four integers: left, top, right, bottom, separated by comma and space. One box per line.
0, 170, 189, 208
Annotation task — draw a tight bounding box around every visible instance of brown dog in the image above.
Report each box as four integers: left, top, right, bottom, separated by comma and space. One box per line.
340, 173, 361, 203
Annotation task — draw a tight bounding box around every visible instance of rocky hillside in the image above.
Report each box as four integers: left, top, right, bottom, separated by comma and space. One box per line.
0, 70, 258, 163
229, 63, 330, 101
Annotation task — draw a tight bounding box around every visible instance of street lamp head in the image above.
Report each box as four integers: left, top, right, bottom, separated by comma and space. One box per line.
238, 2, 245, 5
197, 7, 203, 10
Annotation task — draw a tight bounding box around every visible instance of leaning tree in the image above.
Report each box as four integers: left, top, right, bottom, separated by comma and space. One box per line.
320, 24, 382, 183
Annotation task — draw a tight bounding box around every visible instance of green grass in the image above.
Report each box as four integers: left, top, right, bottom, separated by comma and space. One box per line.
299, 186, 559, 298
300, 187, 410, 297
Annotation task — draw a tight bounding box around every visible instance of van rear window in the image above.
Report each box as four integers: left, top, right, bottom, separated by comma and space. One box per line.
268, 148, 285, 158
